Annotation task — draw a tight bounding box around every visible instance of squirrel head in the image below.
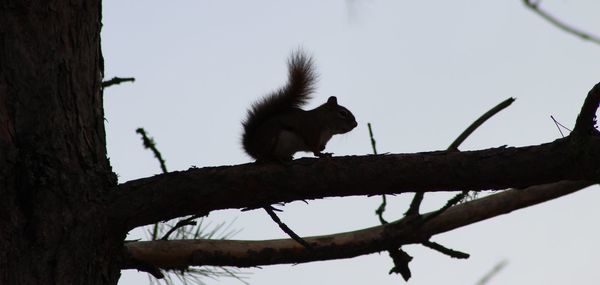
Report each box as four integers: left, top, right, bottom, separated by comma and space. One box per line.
322, 96, 358, 134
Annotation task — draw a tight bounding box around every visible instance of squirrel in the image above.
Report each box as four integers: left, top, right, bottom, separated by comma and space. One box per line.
242, 51, 357, 161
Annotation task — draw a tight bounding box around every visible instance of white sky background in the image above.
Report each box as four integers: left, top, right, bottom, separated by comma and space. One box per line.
102, 1, 600, 285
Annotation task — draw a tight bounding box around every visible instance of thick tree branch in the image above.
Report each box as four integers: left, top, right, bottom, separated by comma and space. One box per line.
574, 82, 600, 135
110, 136, 600, 231
122, 180, 592, 269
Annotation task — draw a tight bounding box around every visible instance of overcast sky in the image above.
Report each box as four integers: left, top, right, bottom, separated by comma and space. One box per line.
102, 1, 600, 285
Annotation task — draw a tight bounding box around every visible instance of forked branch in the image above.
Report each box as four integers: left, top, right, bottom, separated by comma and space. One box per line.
118, 82, 600, 275
122, 181, 592, 269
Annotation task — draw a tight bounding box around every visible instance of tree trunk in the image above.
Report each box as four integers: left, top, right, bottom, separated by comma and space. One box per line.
0, 2, 120, 284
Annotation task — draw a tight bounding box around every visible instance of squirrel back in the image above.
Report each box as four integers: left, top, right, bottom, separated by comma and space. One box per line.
242, 51, 356, 161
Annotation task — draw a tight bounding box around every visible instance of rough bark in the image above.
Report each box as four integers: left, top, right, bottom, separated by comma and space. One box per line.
0, 2, 120, 284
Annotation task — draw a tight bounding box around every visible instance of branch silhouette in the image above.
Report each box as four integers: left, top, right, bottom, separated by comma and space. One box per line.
523, 0, 600, 45
123, 181, 591, 269
116, 82, 600, 275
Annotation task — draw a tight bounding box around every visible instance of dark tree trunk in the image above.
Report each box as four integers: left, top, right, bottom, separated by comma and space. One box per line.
0, 2, 121, 284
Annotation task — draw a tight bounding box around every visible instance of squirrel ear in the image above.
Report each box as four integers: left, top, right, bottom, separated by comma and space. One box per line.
327, 96, 338, 105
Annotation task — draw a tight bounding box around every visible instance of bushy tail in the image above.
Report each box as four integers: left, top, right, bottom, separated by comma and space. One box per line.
242, 50, 317, 159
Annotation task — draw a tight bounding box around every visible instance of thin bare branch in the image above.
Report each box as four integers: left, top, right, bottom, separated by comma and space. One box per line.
263, 206, 312, 249
161, 215, 203, 241
475, 260, 508, 285
523, 0, 600, 45
102, 76, 135, 88
406, 97, 515, 216
421, 240, 469, 259
136, 128, 168, 174
448, 97, 515, 151
368, 123, 389, 224
551, 115, 566, 138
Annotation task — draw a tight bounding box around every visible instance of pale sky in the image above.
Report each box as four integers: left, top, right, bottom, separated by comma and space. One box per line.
102, 1, 600, 285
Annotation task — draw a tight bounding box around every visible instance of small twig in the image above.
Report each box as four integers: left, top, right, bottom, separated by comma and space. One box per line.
404, 192, 424, 217
136, 127, 168, 241
550, 115, 572, 138
406, 98, 515, 216
136, 128, 168, 173
387, 247, 413, 281
135, 128, 245, 283
551, 115, 565, 138
423, 190, 469, 223
523, 0, 600, 46
475, 260, 508, 285
367, 123, 378, 155
550, 116, 572, 133
101, 76, 135, 88
263, 206, 312, 249
573, 82, 600, 135
368, 123, 389, 224
369, 123, 414, 280
131, 259, 165, 279
448, 97, 515, 151
421, 240, 470, 259
161, 215, 203, 240
375, 194, 388, 224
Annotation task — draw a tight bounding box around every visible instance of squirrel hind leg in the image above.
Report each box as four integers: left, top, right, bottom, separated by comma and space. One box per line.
272, 129, 308, 159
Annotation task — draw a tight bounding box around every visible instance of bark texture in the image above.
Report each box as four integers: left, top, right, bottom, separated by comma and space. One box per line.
0, 2, 120, 284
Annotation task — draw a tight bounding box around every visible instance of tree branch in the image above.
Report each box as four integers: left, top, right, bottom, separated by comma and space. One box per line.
523, 0, 600, 45
136, 128, 168, 173
475, 260, 508, 285
406, 97, 515, 216
121, 180, 592, 269
110, 135, 600, 231
263, 206, 312, 249
574, 81, 600, 135
160, 214, 203, 241
421, 240, 469, 259
101, 76, 135, 88
115, 82, 600, 274
448, 97, 515, 151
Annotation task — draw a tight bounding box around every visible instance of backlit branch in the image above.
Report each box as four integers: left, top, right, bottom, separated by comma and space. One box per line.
523, 0, 600, 45
110, 135, 600, 231
114, 82, 600, 276
122, 181, 592, 269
